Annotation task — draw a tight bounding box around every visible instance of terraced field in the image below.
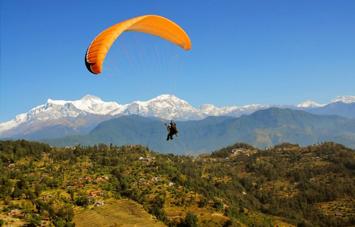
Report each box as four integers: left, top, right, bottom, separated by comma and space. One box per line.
74, 199, 165, 227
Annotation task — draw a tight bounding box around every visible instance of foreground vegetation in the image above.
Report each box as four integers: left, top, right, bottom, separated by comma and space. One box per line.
0, 140, 354, 226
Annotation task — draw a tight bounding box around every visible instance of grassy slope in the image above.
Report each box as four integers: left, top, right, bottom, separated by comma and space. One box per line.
73, 199, 165, 227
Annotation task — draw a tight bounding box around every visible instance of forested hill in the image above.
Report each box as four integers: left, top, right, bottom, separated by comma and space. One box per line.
0, 140, 354, 226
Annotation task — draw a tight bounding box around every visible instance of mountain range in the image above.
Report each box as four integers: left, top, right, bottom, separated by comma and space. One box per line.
1, 94, 355, 141
45, 108, 355, 154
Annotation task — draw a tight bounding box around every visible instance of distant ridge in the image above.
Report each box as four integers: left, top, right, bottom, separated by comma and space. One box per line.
45, 108, 355, 154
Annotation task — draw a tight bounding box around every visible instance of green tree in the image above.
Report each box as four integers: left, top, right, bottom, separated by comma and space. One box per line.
179, 212, 198, 227
75, 195, 89, 207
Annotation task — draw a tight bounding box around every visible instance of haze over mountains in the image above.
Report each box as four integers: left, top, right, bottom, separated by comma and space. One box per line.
1, 94, 355, 153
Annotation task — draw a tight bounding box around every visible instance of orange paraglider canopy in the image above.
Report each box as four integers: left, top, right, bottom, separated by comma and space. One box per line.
85, 15, 192, 74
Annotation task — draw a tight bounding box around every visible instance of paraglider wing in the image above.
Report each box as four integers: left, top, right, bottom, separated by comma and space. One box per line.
85, 15, 191, 74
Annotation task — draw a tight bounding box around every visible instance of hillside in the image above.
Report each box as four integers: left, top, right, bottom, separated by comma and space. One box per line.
0, 140, 354, 226
46, 108, 355, 153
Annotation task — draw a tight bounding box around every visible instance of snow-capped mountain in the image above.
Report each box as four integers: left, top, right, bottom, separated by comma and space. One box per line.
0, 95, 120, 136
47, 94, 122, 115
200, 104, 236, 116
0, 94, 201, 138
0, 94, 269, 138
296, 96, 355, 108
116, 94, 204, 120
1, 94, 355, 139
331, 96, 355, 104
304, 96, 355, 119
297, 100, 324, 108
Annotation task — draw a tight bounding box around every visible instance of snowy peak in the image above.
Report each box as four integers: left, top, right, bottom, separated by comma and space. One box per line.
199, 104, 238, 116
72, 95, 121, 115
200, 104, 219, 113
46, 95, 121, 115
297, 100, 324, 108
0, 113, 28, 133
80, 94, 103, 101
148, 94, 191, 106
145, 94, 191, 108
297, 96, 355, 108
119, 94, 202, 120
0, 95, 121, 135
331, 96, 355, 104
150, 94, 186, 102
199, 103, 272, 117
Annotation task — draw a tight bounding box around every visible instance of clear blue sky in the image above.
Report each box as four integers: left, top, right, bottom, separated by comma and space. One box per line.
1, 0, 355, 121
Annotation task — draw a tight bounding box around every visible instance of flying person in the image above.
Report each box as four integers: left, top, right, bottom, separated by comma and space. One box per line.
165, 121, 178, 141
85, 15, 190, 142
